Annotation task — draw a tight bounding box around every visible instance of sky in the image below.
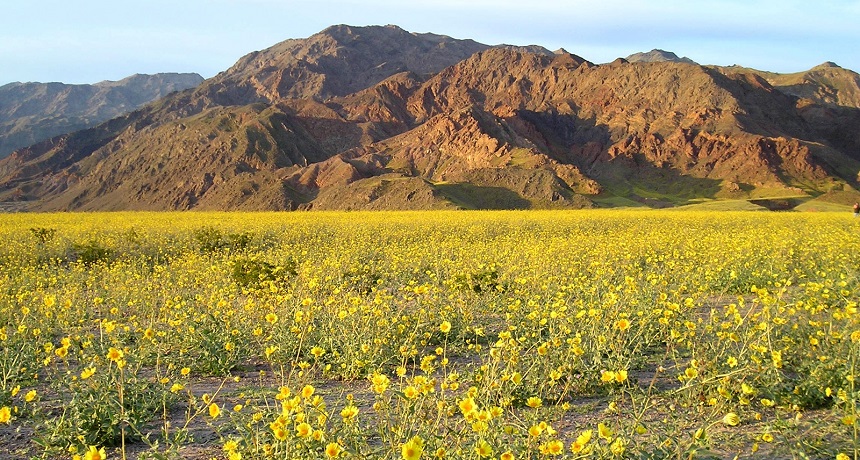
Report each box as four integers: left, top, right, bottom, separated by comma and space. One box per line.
1, 0, 858, 85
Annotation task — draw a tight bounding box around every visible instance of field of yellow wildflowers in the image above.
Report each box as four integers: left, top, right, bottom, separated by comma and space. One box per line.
1, 210, 859, 459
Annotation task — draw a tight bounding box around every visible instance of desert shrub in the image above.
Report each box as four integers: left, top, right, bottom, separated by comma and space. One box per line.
453, 267, 505, 293
193, 227, 254, 253
230, 257, 297, 288
29, 227, 56, 243
68, 240, 113, 266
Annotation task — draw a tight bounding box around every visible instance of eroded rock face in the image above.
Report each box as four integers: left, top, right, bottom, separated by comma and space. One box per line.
0, 25, 858, 211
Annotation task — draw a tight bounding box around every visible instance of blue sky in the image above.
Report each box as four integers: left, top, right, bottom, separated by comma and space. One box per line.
1, 0, 857, 84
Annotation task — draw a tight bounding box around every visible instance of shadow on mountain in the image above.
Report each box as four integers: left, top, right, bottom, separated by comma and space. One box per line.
501, 109, 725, 205
798, 104, 860, 163
504, 109, 612, 170
435, 183, 532, 209
702, 68, 810, 139
588, 153, 725, 206
515, 109, 584, 151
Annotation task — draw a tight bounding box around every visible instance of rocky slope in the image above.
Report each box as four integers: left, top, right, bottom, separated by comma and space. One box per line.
1, 25, 859, 211
715, 61, 860, 109
0, 73, 203, 159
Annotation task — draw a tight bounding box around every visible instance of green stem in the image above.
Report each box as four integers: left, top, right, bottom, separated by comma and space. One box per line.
117, 364, 127, 460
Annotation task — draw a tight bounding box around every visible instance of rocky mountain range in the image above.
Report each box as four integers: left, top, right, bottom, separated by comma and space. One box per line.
1, 24, 859, 211
0, 73, 203, 160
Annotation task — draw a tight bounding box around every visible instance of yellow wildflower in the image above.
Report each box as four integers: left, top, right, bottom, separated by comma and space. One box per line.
542, 439, 564, 456
458, 397, 477, 416
403, 385, 419, 399
609, 438, 626, 455
598, 422, 613, 440
209, 403, 221, 419
340, 405, 359, 421
601, 370, 616, 383
722, 412, 740, 426
401, 436, 423, 460
83, 446, 107, 460
224, 439, 238, 451
272, 426, 287, 441
475, 439, 493, 458
325, 442, 343, 458
106, 347, 124, 363
0, 406, 11, 424
576, 429, 593, 445
296, 422, 312, 438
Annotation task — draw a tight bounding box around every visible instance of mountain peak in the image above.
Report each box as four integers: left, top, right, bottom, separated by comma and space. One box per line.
552, 50, 591, 68
322, 23, 397, 33
93, 72, 204, 88
319, 23, 365, 35
626, 49, 697, 65
812, 61, 842, 70
209, 24, 490, 103
495, 44, 554, 56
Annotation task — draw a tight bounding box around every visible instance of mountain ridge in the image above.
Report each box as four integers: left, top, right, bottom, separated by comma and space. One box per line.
1, 25, 858, 211
626, 49, 697, 65
0, 72, 203, 159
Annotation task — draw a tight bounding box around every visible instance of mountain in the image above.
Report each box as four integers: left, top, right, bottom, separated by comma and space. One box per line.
626, 49, 697, 65
0, 73, 203, 159
146, 24, 490, 116
710, 62, 860, 179
713, 61, 860, 108
1, 25, 859, 211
